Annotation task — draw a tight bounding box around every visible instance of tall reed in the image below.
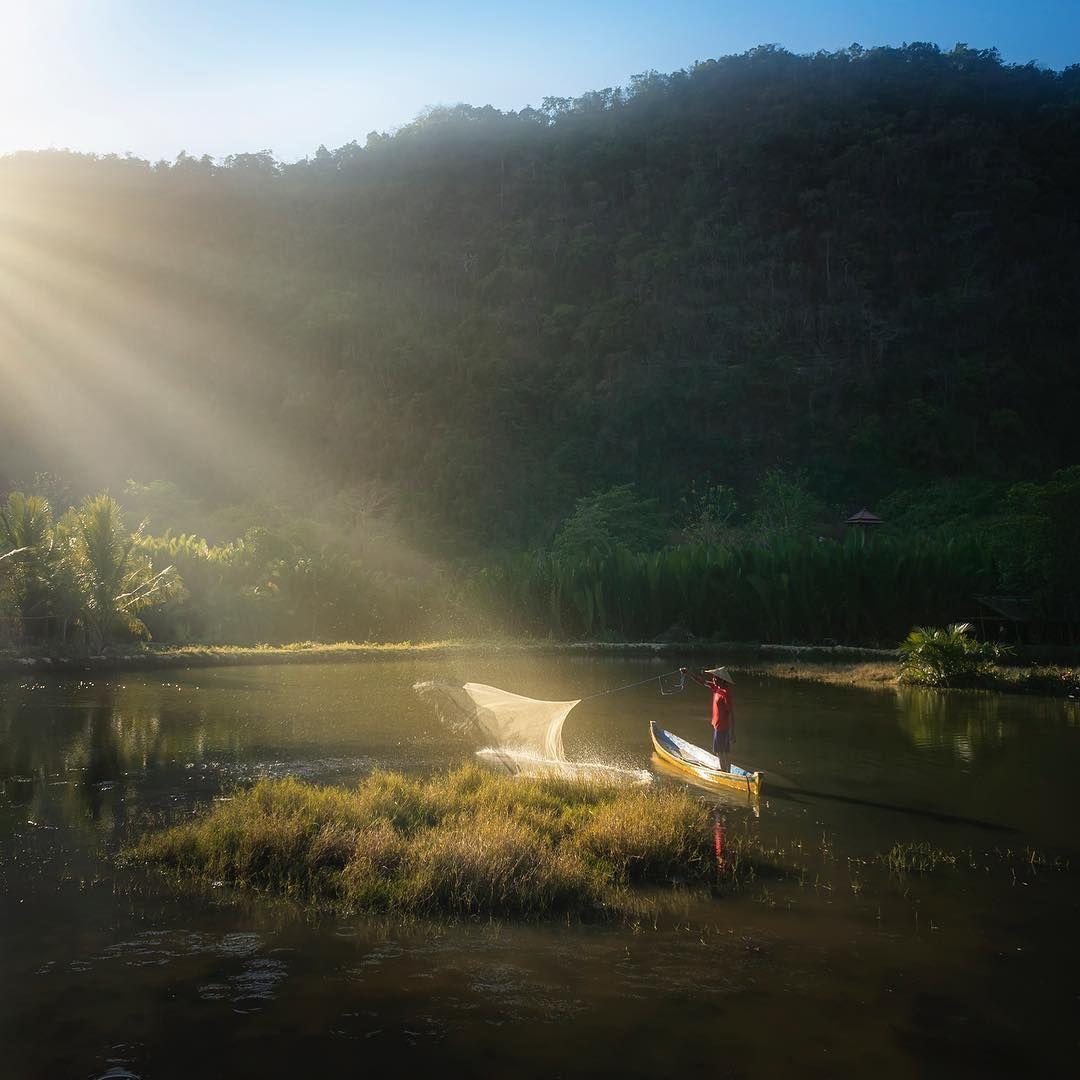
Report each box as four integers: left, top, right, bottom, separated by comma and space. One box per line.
469, 534, 996, 645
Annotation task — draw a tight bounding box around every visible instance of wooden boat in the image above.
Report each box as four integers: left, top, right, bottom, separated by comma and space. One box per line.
649, 722, 763, 797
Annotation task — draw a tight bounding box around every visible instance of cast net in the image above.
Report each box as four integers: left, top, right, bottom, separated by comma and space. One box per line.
414, 681, 580, 762
414, 679, 653, 783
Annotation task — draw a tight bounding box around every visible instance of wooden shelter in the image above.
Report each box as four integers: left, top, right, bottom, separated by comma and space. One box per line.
844, 507, 882, 544
972, 595, 1035, 645
844, 508, 883, 527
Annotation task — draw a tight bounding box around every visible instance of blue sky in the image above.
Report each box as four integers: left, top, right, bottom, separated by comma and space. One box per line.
5, 1, 1077, 162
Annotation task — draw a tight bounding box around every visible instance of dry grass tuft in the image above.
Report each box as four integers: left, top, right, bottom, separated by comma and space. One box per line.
128, 765, 725, 919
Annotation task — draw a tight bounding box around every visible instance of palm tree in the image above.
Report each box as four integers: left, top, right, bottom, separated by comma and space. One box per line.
62, 495, 177, 648
0, 493, 57, 636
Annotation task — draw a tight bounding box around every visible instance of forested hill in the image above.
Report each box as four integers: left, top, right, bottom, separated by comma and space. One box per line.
3, 43, 1079, 551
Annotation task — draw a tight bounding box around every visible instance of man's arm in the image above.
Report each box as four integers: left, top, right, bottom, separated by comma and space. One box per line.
680, 667, 708, 688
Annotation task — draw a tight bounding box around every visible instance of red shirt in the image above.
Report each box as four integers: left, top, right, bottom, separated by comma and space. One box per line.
708, 681, 733, 731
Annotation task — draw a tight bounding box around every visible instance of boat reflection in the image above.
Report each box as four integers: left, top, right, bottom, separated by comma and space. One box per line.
650, 753, 761, 818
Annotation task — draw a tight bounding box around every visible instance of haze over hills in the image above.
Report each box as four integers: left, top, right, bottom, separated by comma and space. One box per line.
9, 18, 1080, 1080
3, 42, 1079, 551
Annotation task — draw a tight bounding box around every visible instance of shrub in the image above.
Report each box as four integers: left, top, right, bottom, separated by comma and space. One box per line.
898, 623, 1007, 687
551, 484, 668, 560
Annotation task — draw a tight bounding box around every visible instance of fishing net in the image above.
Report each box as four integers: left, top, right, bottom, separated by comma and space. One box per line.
658, 670, 686, 695
414, 681, 581, 762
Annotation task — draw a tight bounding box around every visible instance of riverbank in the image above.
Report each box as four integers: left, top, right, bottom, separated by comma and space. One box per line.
740, 659, 900, 689
2, 639, 1075, 697
0, 638, 895, 671
0, 638, 896, 682
713, 656, 1079, 697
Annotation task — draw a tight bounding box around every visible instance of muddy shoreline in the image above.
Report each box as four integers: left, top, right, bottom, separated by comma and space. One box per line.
2, 639, 1075, 698
0, 638, 894, 674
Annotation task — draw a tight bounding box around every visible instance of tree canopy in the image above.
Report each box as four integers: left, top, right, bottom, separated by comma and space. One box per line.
2, 42, 1078, 559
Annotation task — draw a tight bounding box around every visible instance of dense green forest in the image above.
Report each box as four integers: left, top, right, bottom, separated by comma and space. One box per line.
2, 43, 1079, 646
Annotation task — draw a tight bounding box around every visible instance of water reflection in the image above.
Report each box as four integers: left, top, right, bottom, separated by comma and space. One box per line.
0, 669, 418, 835
650, 752, 761, 817
894, 684, 1079, 763
895, 686, 1006, 758
1, 682, 171, 832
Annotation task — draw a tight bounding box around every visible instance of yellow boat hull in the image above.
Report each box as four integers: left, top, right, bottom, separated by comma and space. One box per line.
650, 721, 763, 797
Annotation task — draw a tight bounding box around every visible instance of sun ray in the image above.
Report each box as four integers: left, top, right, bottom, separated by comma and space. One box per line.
0, 218, 312, 499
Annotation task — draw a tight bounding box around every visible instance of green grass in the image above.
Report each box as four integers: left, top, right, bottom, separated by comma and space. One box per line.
987, 665, 1080, 698
127, 766, 731, 920
879, 841, 960, 874
879, 841, 1071, 878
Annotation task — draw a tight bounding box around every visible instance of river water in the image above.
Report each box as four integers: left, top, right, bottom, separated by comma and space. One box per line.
1, 656, 1077, 1078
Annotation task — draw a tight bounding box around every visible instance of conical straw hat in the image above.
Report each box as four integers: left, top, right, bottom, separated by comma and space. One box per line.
704, 666, 734, 683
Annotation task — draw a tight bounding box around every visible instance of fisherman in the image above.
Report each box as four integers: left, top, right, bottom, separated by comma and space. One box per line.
680, 665, 735, 771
